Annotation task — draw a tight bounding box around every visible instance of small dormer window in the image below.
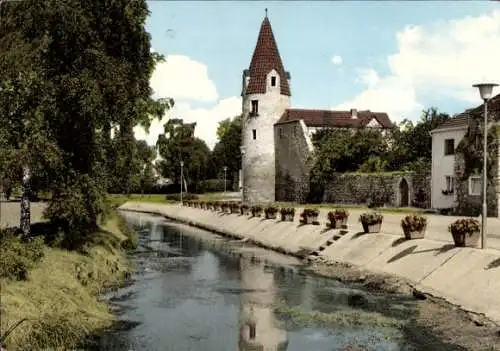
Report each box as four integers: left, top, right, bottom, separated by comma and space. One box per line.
271, 76, 276, 87
251, 100, 259, 116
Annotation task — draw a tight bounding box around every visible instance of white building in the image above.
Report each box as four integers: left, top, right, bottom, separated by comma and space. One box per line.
430, 113, 469, 210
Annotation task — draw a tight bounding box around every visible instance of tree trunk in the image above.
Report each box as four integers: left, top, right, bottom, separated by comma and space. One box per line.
20, 165, 31, 236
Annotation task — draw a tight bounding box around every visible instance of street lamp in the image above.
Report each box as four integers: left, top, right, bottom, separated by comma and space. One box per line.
223, 166, 228, 193
180, 160, 184, 205
472, 83, 498, 250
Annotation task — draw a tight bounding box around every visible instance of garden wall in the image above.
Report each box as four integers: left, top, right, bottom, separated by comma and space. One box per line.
323, 172, 431, 208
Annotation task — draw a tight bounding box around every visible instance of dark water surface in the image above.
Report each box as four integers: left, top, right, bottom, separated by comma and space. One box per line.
93, 211, 425, 351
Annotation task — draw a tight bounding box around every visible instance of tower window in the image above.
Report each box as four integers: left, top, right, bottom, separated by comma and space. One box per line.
271, 76, 276, 87
252, 129, 257, 140
279, 127, 283, 139
251, 100, 259, 116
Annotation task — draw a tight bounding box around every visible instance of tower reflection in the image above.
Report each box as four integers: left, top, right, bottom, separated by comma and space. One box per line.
238, 255, 289, 351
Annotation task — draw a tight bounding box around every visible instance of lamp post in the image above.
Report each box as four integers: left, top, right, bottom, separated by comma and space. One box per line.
223, 166, 228, 193
472, 83, 498, 250
180, 160, 184, 205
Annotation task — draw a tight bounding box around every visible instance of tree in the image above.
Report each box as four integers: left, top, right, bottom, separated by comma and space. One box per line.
0, 0, 172, 245
210, 115, 242, 185
311, 128, 389, 180
387, 108, 450, 171
156, 119, 211, 191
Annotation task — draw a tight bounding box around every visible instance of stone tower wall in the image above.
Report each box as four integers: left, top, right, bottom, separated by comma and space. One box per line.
241, 70, 290, 204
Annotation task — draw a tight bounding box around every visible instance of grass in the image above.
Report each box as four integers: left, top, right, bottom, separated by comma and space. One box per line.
0, 212, 133, 350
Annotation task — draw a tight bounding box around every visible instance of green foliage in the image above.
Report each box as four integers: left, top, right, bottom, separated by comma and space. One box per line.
401, 215, 427, 231
359, 212, 384, 225
164, 193, 199, 201
448, 218, 480, 235
210, 115, 242, 184
156, 119, 211, 190
0, 0, 172, 244
198, 179, 227, 193
0, 229, 45, 281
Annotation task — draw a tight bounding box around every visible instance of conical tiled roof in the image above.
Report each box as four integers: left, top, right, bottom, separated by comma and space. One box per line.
246, 14, 291, 96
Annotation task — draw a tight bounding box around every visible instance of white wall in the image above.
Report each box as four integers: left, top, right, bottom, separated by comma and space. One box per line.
431, 127, 466, 209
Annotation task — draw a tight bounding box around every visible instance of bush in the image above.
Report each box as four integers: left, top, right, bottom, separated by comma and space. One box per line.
401, 215, 427, 232
0, 229, 45, 281
359, 212, 383, 225
448, 218, 480, 235
251, 205, 263, 217
280, 208, 295, 217
328, 209, 349, 221
198, 179, 226, 193
300, 208, 319, 218
165, 193, 199, 201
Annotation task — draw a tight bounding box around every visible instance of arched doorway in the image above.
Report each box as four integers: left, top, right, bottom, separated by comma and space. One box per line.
399, 178, 409, 207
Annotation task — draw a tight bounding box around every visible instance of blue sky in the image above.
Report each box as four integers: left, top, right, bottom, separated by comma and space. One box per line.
135, 1, 500, 149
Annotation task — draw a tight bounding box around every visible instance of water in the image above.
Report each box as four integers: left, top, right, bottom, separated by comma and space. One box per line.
92, 211, 423, 351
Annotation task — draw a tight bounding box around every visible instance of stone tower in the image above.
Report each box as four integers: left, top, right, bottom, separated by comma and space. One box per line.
241, 11, 291, 204
238, 256, 288, 350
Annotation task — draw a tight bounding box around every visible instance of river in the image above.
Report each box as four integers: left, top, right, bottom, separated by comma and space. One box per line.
90, 211, 431, 351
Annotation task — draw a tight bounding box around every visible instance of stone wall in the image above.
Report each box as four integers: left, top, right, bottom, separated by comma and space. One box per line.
275, 120, 314, 203
323, 172, 431, 208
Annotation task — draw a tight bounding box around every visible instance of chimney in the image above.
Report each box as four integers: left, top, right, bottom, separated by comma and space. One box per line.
351, 108, 357, 119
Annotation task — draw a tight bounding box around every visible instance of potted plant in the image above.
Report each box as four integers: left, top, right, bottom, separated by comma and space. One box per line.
230, 203, 240, 214
401, 215, 427, 239
240, 204, 250, 215
280, 208, 295, 222
264, 206, 278, 219
359, 212, 383, 233
300, 208, 320, 225
251, 205, 263, 217
220, 202, 230, 213
215, 201, 223, 211
448, 218, 480, 247
327, 209, 350, 229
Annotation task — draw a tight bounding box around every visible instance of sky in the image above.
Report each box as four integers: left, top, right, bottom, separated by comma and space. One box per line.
134, 1, 500, 150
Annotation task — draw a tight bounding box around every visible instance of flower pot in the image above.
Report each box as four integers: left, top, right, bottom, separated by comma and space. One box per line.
328, 217, 348, 229
305, 215, 318, 224
451, 230, 480, 247
362, 222, 382, 233
403, 228, 426, 240
281, 214, 294, 222
265, 213, 277, 220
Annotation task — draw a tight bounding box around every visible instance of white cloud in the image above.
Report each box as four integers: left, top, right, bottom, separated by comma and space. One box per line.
150, 55, 218, 102
331, 55, 343, 65
134, 54, 241, 150
333, 9, 500, 121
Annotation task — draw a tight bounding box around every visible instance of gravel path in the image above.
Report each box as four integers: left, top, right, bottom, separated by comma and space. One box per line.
0, 201, 47, 228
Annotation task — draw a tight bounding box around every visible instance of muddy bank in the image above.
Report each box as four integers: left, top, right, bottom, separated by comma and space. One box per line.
305, 256, 500, 351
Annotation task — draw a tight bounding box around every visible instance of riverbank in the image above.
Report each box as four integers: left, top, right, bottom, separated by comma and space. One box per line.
0, 211, 133, 350
119, 202, 500, 328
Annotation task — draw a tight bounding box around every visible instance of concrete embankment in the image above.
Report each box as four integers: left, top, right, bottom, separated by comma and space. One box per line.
119, 201, 500, 325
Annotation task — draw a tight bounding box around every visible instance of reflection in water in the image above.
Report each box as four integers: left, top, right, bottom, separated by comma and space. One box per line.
239, 257, 288, 350
93, 212, 448, 350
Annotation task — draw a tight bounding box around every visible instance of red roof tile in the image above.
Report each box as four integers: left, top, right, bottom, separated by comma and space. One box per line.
245, 15, 291, 96
433, 93, 500, 131
432, 113, 469, 131
275, 108, 394, 129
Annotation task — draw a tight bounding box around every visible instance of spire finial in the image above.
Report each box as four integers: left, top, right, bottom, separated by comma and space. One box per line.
265, 8, 268, 18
